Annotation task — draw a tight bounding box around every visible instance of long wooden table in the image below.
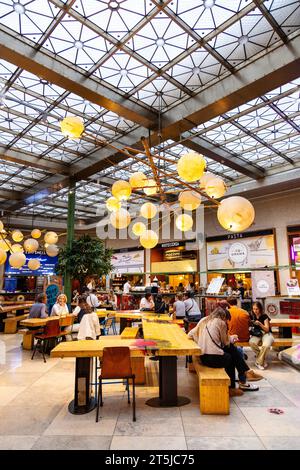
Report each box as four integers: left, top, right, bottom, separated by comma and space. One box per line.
270, 318, 300, 338
51, 318, 200, 414
0, 303, 34, 332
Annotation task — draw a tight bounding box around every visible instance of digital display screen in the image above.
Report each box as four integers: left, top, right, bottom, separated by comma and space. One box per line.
5, 252, 58, 276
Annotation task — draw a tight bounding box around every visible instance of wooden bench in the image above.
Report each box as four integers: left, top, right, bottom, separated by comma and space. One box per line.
3, 314, 29, 334
18, 328, 38, 350
236, 338, 300, 348
192, 356, 230, 415
120, 327, 139, 339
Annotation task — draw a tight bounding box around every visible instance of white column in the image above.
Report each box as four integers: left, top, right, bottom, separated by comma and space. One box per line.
0, 264, 4, 290
145, 249, 151, 285
275, 226, 290, 295
198, 237, 207, 289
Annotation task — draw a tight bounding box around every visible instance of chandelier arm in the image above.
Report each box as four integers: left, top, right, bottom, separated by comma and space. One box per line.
141, 136, 166, 204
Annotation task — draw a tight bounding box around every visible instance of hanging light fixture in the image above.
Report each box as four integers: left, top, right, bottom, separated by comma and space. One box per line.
0, 239, 11, 252
60, 116, 84, 139
177, 151, 206, 182
178, 190, 201, 211
46, 244, 59, 257
143, 179, 158, 196
0, 248, 7, 265
31, 229, 41, 239
205, 176, 226, 199
106, 197, 121, 212
111, 180, 132, 201
132, 222, 146, 236
28, 259, 41, 270
217, 196, 255, 232
10, 244, 24, 253
140, 202, 157, 219
24, 238, 39, 253
140, 230, 158, 249
12, 230, 24, 242
175, 214, 193, 232
129, 172, 147, 189
44, 231, 58, 244
9, 252, 26, 269
110, 208, 131, 229
0, 221, 3, 232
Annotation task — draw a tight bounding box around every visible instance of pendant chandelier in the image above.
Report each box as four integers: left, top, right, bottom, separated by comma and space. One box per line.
60, 116, 255, 249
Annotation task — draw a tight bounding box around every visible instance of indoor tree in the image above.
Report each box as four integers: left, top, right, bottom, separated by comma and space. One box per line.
56, 235, 113, 297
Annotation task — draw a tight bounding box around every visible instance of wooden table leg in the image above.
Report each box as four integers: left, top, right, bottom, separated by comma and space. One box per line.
279, 327, 292, 338
22, 333, 34, 350
146, 356, 190, 407
68, 357, 96, 415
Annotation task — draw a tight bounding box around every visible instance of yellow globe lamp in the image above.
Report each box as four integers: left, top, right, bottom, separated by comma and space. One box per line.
199, 172, 213, 190
175, 214, 193, 232
140, 230, 158, 249
132, 222, 146, 236
0, 221, 3, 232
106, 197, 121, 212
0, 239, 11, 252
179, 190, 201, 211
140, 202, 157, 219
9, 252, 26, 269
24, 238, 39, 253
217, 196, 255, 232
60, 116, 84, 139
0, 229, 7, 239
110, 208, 131, 229
12, 230, 24, 242
177, 151, 206, 182
112, 180, 132, 201
31, 229, 41, 239
129, 172, 147, 189
10, 244, 24, 253
44, 231, 58, 244
205, 176, 226, 199
143, 179, 158, 196
0, 248, 7, 265
46, 244, 59, 257
28, 259, 41, 270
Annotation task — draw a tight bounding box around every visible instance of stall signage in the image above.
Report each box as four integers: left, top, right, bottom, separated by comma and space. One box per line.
286, 279, 300, 296
228, 242, 248, 264
112, 250, 144, 274
161, 242, 180, 248
5, 253, 58, 276
206, 277, 225, 295
251, 271, 275, 299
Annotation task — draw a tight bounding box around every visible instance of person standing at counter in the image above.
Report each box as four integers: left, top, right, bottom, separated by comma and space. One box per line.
173, 293, 186, 319
237, 281, 245, 299
123, 279, 131, 294
29, 293, 48, 319
140, 293, 154, 311
86, 289, 100, 310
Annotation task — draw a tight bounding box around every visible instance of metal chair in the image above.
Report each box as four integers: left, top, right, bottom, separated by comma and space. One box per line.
96, 346, 136, 422
101, 316, 117, 335
31, 319, 60, 363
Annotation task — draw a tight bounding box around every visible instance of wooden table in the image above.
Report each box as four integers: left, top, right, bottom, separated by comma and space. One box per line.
270, 318, 300, 338
142, 318, 200, 407
19, 315, 75, 350
0, 303, 34, 332
51, 320, 200, 414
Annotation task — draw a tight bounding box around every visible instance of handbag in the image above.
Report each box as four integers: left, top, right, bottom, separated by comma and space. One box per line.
249, 325, 263, 337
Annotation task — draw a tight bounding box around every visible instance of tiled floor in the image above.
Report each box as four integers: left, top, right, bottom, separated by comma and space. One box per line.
0, 333, 300, 450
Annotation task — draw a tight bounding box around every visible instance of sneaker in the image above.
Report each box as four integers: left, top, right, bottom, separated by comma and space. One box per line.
229, 388, 244, 397
263, 362, 268, 369
255, 361, 265, 370
239, 382, 259, 392
246, 369, 263, 381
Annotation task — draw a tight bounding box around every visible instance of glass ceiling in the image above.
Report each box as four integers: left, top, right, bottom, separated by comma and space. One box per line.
0, 0, 299, 223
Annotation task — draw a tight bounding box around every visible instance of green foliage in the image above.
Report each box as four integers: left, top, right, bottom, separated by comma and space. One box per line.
56, 235, 113, 284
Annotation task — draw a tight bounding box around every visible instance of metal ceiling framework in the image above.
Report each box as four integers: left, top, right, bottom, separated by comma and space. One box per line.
0, 0, 299, 225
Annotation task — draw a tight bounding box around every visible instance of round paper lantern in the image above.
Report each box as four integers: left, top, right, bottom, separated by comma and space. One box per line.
177, 152, 206, 182
0, 239, 11, 252
106, 197, 121, 212
31, 229, 41, 239
112, 180, 132, 201
132, 222, 146, 236
0, 221, 3, 232
46, 244, 59, 257
0, 248, 7, 265
175, 214, 193, 232
217, 196, 255, 232
140, 230, 158, 249
9, 252, 26, 269
44, 231, 58, 244
129, 172, 147, 189
205, 176, 226, 199
140, 202, 157, 219
110, 208, 131, 229
24, 238, 39, 253
10, 244, 24, 253
12, 230, 23, 242
0, 230, 7, 239
28, 259, 41, 270
143, 179, 158, 196
179, 190, 201, 211
199, 172, 213, 189
60, 116, 84, 139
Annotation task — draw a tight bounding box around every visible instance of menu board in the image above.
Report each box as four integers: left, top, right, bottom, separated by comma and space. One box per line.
206, 277, 225, 294
251, 271, 275, 300
5, 253, 58, 276
207, 234, 276, 270
292, 237, 300, 270
112, 250, 144, 274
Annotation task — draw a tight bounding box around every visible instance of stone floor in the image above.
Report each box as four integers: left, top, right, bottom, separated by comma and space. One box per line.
0, 333, 300, 450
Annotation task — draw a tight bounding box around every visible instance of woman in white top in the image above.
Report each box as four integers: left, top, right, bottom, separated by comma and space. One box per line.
172, 293, 185, 319
77, 303, 101, 340
140, 293, 154, 311
50, 294, 69, 317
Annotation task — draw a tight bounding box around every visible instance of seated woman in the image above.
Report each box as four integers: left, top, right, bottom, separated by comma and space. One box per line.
29, 293, 48, 319
50, 294, 69, 317
249, 301, 274, 370
154, 294, 168, 314
188, 306, 259, 396
77, 302, 101, 340
139, 293, 154, 311
65, 295, 89, 341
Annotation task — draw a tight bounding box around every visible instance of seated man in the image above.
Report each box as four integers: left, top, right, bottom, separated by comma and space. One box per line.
227, 296, 262, 381
28, 293, 48, 319
139, 293, 154, 311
